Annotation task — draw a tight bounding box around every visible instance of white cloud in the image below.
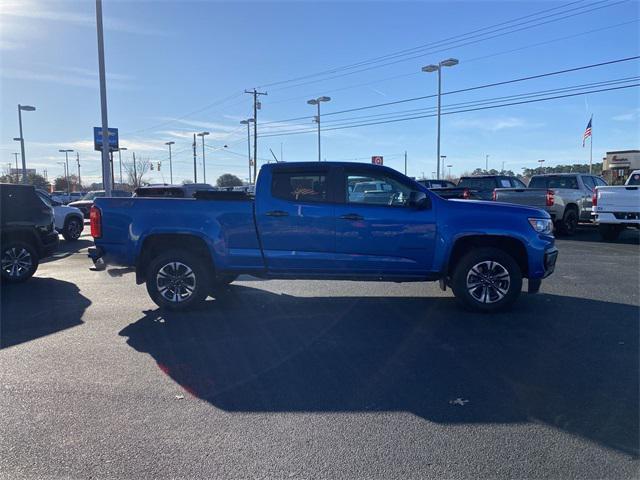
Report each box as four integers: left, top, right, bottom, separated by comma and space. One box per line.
1, 67, 132, 90
451, 116, 543, 132
612, 109, 639, 122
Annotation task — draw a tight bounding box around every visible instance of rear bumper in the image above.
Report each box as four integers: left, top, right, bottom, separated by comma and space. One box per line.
592, 211, 640, 225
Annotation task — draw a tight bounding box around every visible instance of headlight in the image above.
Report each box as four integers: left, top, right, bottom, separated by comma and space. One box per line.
528, 217, 553, 235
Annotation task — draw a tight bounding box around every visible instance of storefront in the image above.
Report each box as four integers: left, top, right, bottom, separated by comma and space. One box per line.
602, 150, 640, 184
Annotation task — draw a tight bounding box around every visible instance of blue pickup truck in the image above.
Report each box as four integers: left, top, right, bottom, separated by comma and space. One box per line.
89, 162, 557, 312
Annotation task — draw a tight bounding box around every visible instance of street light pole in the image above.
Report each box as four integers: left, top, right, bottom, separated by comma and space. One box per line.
59, 149, 74, 194
240, 119, 254, 183
118, 147, 127, 185
440, 155, 447, 178
17, 104, 36, 184
422, 59, 458, 180
197, 132, 210, 183
538, 159, 545, 174
307, 96, 331, 162
164, 142, 174, 184
447, 164, 453, 177
95, 0, 112, 195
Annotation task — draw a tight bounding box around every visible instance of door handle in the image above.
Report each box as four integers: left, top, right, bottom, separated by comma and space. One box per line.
339, 213, 364, 221
265, 210, 289, 217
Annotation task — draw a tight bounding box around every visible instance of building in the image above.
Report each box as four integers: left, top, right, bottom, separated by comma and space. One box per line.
602, 150, 640, 184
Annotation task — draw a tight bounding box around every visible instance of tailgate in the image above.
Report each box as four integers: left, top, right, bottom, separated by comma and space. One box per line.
596, 186, 640, 212
494, 188, 547, 207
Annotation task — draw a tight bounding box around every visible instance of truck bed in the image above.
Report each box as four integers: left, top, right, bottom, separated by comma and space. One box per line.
94, 196, 264, 272
493, 188, 549, 208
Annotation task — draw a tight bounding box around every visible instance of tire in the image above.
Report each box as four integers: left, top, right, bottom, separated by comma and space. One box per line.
599, 224, 623, 241
557, 208, 578, 236
62, 216, 83, 241
145, 249, 210, 311
451, 247, 523, 313
0, 241, 39, 284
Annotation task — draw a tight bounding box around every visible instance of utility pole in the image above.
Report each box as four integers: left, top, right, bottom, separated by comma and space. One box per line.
165, 142, 174, 184
118, 147, 127, 185
245, 88, 267, 183
240, 119, 254, 183
192, 134, 197, 182
404, 151, 407, 175
95, 0, 112, 195
76, 152, 81, 187
197, 131, 210, 183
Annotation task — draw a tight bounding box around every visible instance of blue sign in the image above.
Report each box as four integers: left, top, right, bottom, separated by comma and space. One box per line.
93, 127, 119, 151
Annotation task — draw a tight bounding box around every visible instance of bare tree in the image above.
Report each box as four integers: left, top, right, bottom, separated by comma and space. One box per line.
123, 156, 152, 188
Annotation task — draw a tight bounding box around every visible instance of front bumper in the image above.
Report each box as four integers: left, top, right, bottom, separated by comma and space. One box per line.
542, 247, 558, 278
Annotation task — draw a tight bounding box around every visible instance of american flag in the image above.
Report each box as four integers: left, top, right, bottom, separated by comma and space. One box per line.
582, 117, 592, 147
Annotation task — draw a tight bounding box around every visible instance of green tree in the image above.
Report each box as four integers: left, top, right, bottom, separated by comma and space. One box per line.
216, 173, 243, 188
54, 174, 82, 192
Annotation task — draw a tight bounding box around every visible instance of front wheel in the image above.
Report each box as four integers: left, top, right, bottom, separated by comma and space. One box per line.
62, 216, 83, 241
145, 250, 210, 310
557, 208, 578, 236
1, 241, 39, 283
451, 247, 523, 313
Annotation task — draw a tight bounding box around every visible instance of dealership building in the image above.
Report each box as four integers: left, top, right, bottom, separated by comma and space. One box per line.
602, 150, 640, 184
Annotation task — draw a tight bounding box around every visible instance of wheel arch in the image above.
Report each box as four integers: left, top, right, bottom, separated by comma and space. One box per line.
447, 234, 529, 278
135, 233, 215, 284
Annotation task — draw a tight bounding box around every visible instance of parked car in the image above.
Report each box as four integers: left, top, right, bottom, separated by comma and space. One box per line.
36, 190, 84, 241
592, 169, 640, 240
0, 183, 59, 283
434, 175, 527, 200
133, 183, 216, 198
417, 179, 457, 189
494, 173, 606, 235
89, 162, 558, 313
68, 189, 131, 218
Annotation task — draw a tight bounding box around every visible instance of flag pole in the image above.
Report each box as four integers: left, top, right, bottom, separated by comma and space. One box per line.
589, 116, 593, 174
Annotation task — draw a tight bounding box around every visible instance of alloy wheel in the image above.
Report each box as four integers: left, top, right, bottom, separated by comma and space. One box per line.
1, 247, 33, 279
156, 261, 197, 303
465, 260, 511, 304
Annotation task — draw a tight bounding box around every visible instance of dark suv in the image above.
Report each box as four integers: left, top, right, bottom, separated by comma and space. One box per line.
1, 183, 59, 283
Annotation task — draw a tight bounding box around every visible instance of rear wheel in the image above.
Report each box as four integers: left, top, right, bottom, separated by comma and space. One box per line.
1, 241, 39, 283
145, 250, 210, 310
62, 216, 83, 241
557, 208, 578, 236
599, 224, 623, 241
451, 247, 522, 313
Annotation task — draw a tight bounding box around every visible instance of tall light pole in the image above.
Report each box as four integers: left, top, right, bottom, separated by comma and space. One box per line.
422, 58, 458, 180
164, 142, 174, 184
17, 104, 36, 184
240, 119, 254, 183
307, 96, 331, 162
197, 131, 210, 183
440, 155, 447, 178
538, 159, 545, 174
59, 149, 74, 194
57, 161, 67, 192
117, 147, 127, 186
447, 164, 453, 177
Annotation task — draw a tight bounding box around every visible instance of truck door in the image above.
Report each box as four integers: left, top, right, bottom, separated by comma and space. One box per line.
334, 167, 437, 275
255, 167, 337, 272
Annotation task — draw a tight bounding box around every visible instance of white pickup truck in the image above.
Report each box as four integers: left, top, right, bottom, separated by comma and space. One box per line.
592, 170, 640, 240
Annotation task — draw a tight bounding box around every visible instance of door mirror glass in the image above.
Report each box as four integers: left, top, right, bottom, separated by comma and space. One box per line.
408, 190, 430, 210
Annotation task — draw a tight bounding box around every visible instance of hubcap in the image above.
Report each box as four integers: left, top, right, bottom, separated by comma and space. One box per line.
466, 260, 511, 304
156, 261, 197, 303
1, 247, 33, 278
67, 219, 82, 238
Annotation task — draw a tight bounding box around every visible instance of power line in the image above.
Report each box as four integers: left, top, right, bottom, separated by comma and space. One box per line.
259, 0, 629, 91
260, 55, 639, 127
258, 83, 639, 138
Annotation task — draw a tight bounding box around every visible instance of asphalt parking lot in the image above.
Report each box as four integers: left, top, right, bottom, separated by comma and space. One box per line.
1, 226, 638, 479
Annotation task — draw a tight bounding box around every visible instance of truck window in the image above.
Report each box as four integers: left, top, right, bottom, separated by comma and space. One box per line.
511, 178, 527, 188
346, 173, 412, 206
458, 177, 496, 190
581, 175, 596, 191
529, 176, 579, 189
271, 172, 328, 202
627, 173, 640, 186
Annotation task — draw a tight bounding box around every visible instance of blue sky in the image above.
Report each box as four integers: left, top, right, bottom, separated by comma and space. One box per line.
1, 0, 638, 185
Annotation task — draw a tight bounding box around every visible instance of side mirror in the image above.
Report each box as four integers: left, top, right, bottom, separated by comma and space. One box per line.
408, 190, 430, 210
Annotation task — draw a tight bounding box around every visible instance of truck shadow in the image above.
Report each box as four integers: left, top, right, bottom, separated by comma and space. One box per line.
1, 277, 91, 348
40, 238, 94, 264
119, 286, 639, 456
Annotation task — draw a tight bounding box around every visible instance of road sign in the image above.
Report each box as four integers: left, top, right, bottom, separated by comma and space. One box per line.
372, 156, 383, 165
93, 127, 119, 152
